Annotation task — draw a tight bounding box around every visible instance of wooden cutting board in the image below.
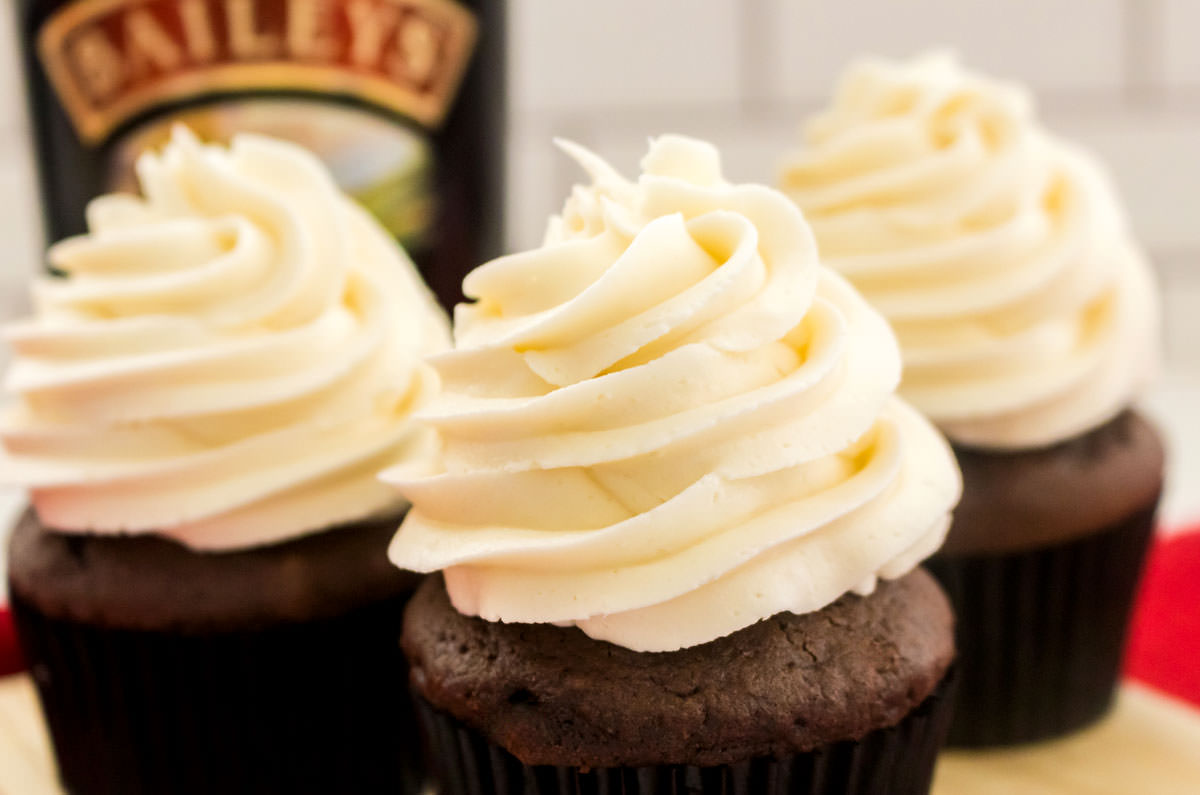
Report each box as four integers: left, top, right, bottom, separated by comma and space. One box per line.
1, 674, 1198, 794
0, 676, 57, 795
934, 683, 1200, 794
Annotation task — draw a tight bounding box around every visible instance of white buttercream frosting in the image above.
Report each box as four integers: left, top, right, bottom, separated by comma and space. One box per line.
780, 53, 1160, 449
0, 128, 450, 550
386, 135, 960, 652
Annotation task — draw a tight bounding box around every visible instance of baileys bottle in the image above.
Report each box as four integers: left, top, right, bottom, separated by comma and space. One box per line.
16, 0, 505, 308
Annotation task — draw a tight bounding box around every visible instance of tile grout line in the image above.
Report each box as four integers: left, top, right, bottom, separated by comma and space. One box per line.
513, 93, 1200, 133
1124, 0, 1165, 107
737, 0, 772, 114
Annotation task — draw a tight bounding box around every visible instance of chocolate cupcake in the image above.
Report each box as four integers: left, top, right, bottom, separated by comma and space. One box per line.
1, 128, 450, 793
386, 136, 962, 793
780, 53, 1163, 745
405, 571, 954, 795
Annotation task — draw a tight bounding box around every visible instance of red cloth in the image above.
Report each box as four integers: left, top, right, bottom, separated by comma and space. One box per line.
0, 607, 22, 678
1125, 528, 1200, 706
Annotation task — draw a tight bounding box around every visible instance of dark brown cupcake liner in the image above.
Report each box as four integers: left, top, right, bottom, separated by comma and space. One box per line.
412, 668, 956, 795
925, 503, 1157, 747
11, 589, 425, 795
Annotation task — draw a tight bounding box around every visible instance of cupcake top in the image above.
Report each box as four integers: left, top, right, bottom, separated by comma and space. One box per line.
0, 127, 450, 551
779, 52, 1159, 449
387, 135, 960, 652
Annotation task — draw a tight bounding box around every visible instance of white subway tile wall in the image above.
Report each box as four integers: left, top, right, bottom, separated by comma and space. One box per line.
1048, 112, 1200, 256
766, 0, 1129, 100
505, 2, 1200, 268
0, 0, 1195, 521
511, 0, 743, 112
1164, 0, 1200, 88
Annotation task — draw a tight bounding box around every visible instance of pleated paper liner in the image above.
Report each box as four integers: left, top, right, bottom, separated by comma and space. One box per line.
11, 590, 424, 795
926, 503, 1156, 748
413, 669, 956, 795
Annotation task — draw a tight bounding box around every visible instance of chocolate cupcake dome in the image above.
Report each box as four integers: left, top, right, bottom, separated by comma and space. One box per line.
407, 571, 955, 794
9, 510, 419, 795
406, 570, 953, 764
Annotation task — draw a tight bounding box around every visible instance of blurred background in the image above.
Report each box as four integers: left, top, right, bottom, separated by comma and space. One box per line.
0, 0, 1196, 523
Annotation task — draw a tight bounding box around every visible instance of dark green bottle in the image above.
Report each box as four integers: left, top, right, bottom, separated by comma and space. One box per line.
17, 0, 505, 308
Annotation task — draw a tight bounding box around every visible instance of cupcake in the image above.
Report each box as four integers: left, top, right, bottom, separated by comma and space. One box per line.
386, 135, 961, 793
2, 128, 450, 793
779, 53, 1163, 745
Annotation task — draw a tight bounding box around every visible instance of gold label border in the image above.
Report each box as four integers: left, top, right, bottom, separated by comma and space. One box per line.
38, 0, 479, 144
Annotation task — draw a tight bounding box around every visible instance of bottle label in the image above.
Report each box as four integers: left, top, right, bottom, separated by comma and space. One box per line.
38, 0, 479, 144
107, 98, 438, 249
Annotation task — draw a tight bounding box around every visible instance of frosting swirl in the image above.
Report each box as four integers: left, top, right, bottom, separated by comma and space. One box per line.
779, 53, 1159, 449
0, 128, 450, 550
386, 136, 960, 652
